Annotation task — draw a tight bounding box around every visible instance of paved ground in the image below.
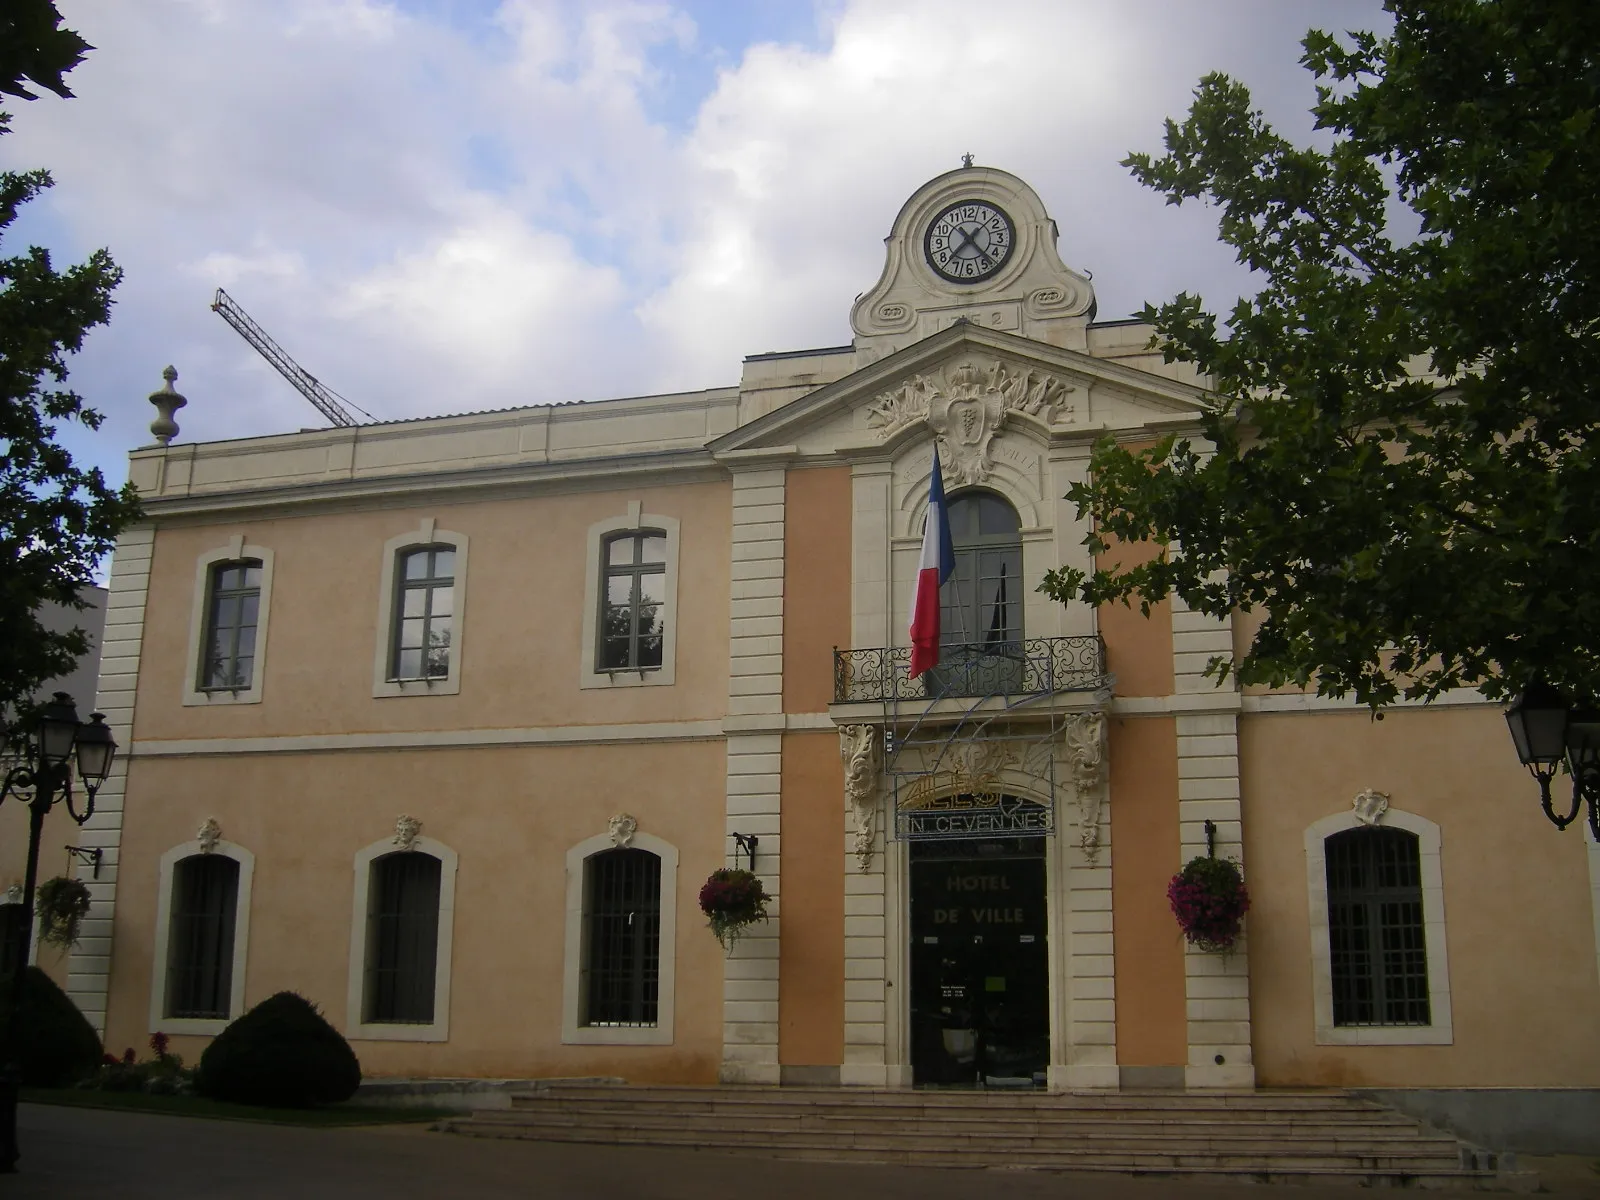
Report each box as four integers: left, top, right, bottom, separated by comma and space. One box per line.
4, 1103, 1598, 1198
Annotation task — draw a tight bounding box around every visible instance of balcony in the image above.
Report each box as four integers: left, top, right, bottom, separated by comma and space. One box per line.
832, 636, 1107, 704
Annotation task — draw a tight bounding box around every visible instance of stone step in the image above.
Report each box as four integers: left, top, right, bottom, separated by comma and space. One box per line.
463, 1112, 1463, 1158
508, 1107, 1414, 1132
493, 1108, 1440, 1142
525, 1083, 1385, 1111
445, 1119, 1485, 1175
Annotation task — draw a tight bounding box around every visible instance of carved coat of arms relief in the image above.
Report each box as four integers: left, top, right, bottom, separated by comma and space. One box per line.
864, 358, 1078, 486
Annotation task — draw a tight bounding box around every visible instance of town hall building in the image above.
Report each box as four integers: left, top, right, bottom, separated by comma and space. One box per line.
30, 166, 1599, 1132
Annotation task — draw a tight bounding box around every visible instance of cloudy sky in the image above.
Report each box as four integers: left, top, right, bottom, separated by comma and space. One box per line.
7, 0, 1389, 488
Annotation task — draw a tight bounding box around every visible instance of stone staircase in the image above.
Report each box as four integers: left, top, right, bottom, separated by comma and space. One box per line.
441, 1083, 1532, 1189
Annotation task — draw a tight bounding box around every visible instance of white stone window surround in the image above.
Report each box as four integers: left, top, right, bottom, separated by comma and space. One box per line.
371, 519, 469, 698
1305, 807, 1453, 1046
148, 839, 255, 1036
579, 502, 680, 689
183, 536, 276, 706
346, 835, 458, 1042
561, 829, 679, 1045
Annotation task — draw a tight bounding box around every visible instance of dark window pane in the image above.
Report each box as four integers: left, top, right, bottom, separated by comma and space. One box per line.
166, 855, 240, 1019
1326, 827, 1429, 1027
366, 853, 441, 1024
583, 849, 661, 1026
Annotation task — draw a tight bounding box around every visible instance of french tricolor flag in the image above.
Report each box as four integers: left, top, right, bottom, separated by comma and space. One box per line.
909, 447, 955, 678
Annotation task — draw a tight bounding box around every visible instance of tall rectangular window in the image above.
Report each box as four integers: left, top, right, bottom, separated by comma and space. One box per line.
1326, 827, 1430, 1027
166, 855, 240, 1020
599, 532, 666, 671
365, 852, 442, 1024
583, 849, 661, 1027
200, 560, 262, 691
391, 547, 454, 681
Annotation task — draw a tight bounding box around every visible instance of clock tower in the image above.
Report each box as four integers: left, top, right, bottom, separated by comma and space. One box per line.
850, 164, 1097, 363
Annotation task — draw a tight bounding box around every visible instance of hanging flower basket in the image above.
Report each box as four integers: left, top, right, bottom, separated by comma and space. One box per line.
698, 868, 770, 952
37, 875, 93, 949
1167, 855, 1250, 953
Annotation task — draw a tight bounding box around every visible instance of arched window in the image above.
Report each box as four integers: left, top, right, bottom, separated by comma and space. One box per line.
1325, 826, 1429, 1027
582, 848, 662, 1027
1304, 807, 1451, 1045
346, 835, 457, 1041
165, 854, 241, 1020
150, 839, 255, 1034
364, 851, 443, 1024
931, 490, 1023, 695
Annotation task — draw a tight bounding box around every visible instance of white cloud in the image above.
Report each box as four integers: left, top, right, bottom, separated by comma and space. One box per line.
10, 0, 1390, 478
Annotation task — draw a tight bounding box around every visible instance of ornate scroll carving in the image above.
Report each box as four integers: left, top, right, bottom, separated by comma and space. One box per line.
393, 813, 422, 851
840, 725, 881, 872
608, 812, 639, 848
196, 817, 222, 855
1065, 711, 1108, 860
864, 358, 1078, 483
1352, 788, 1390, 826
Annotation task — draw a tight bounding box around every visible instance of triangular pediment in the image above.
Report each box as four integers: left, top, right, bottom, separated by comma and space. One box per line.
710, 324, 1210, 466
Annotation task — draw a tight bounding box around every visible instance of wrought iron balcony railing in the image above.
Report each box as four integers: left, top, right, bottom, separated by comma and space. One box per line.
832, 636, 1107, 704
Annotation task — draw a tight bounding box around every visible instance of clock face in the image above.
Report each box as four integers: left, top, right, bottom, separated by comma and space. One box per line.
924, 200, 1015, 283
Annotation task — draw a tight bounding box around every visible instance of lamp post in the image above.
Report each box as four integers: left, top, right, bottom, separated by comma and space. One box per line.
0, 692, 117, 1173
1505, 680, 1600, 841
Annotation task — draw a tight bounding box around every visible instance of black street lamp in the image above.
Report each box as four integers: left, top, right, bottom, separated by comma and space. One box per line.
1505, 680, 1600, 841
0, 692, 118, 1173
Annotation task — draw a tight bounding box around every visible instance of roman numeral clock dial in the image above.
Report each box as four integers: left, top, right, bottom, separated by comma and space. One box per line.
924, 200, 1015, 283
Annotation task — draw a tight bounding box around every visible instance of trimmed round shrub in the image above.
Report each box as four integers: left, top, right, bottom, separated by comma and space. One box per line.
0, 966, 103, 1086
196, 992, 360, 1107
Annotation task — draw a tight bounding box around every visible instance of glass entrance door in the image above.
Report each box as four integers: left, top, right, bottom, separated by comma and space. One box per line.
909, 835, 1048, 1087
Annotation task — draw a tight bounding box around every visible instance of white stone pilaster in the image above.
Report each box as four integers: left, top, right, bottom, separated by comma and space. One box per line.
1172, 597, 1254, 1089
65, 525, 155, 1035
720, 468, 786, 1083
1057, 822, 1118, 1089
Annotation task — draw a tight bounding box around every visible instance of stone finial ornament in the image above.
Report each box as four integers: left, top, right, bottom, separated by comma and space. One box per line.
196, 817, 222, 854
148, 365, 187, 446
839, 725, 881, 872
608, 813, 638, 849
1352, 789, 1390, 825
393, 814, 422, 851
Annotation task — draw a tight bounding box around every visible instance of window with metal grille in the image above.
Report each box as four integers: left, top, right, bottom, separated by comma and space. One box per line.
1325, 826, 1430, 1026
365, 852, 441, 1024
583, 849, 661, 1027
598, 532, 666, 672
200, 559, 263, 691
391, 546, 455, 681
165, 854, 240, 1019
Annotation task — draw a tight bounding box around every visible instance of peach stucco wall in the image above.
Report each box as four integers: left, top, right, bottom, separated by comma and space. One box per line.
782, 466, 852, 714
779, 731, 845, 1066
110, 739, 727, 1080
1095, 530, 1173, 699
1242, 705, 1600, 1087
132, 480, 732, 742
1108, 714, 1186, 1066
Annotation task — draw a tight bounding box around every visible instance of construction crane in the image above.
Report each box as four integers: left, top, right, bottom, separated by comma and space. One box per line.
211, 288, 374, 428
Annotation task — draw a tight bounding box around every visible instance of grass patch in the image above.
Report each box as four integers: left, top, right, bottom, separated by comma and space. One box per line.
21, 1087, 453, 1126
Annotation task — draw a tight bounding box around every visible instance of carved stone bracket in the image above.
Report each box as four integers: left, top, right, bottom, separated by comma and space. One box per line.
865, 358, 1078, 485
840, 725, 882, 872
393, 813, 422, 851
608, 813, 639, 848
1064, 711, 1108, 860
1352, 789, 1390, 826
197, 817, 222, 855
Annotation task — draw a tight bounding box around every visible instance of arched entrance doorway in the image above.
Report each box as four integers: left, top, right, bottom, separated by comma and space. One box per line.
908, 826, 1049, 1087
